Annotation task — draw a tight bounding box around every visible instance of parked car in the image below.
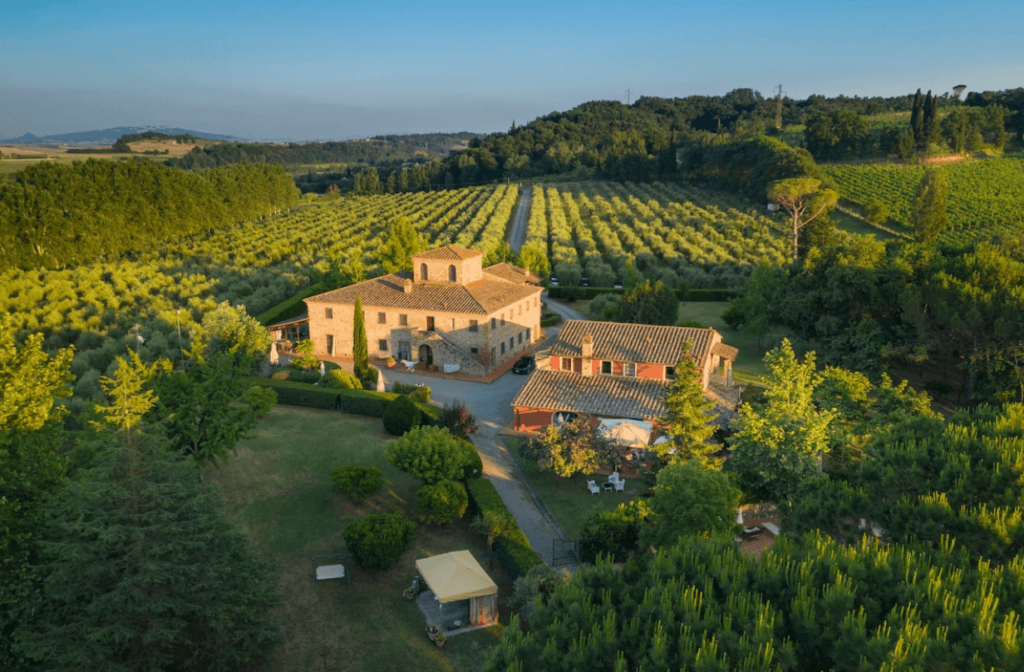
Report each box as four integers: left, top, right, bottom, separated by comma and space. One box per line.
512, 356, 536, 374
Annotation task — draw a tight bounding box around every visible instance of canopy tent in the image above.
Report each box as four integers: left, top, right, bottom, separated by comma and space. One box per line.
599, 418, 653, 448
415, 550, 498, 627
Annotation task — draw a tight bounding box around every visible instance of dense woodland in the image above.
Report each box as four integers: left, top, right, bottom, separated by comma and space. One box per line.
5, 85, 1024, 671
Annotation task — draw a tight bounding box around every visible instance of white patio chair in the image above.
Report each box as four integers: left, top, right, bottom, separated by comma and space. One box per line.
609, 471, 621, 484
587, 480, 601, 495
613, 478, 626, 493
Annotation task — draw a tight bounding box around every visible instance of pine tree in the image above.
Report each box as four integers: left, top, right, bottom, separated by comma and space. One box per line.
911, 167, 949, 246
353, 296, 369, 381
658, 342, 720, 467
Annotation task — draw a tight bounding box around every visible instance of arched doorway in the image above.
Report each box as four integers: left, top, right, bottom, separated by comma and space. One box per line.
418, 344, 433, 366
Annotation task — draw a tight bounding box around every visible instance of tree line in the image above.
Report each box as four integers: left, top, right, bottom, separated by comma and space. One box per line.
0, 159, 300, 270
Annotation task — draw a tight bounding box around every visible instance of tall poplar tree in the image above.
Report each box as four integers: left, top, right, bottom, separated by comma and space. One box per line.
353, 296, 369, 381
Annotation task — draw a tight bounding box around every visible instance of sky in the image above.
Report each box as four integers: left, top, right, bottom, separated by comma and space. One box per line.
2, 0, 1023, 141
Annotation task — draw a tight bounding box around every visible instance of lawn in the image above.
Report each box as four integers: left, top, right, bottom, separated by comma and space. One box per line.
206, 405, 508, 672
504, 436, 648, 538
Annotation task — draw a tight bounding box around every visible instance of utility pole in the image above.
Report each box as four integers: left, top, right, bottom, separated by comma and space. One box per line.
627, 88, 631, 106
775, 84, 784, 130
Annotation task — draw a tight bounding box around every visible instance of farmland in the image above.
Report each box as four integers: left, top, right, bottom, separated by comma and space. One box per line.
527, 181, 790, 290
824, 155, 1024, 244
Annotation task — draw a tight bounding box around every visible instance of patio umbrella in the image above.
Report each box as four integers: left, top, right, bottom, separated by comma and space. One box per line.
269, 342, 279, 366
599, 419, 652, 448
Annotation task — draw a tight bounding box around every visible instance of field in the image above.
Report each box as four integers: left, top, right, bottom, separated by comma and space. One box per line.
1, 185, 518, 407
823, 155, 1024, 244
526, 181, 791, 290
206, 405, 507, 672
0, 144, 172, 174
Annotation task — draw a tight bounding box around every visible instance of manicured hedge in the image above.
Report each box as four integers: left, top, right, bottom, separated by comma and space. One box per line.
342, 388, 441, 421
547, 286, 739, 302
466, 479, 543, 580
246, 377, 339, 409
256, 283, 325, 326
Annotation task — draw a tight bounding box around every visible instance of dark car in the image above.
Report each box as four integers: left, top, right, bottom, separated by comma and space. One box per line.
512, 356, 536, 374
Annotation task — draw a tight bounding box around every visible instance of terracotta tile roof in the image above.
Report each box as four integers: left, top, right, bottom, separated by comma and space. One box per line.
483, 263, 542, 285
412, 246, 483, 260
512, 369, 669, 420
711, 342, 739, 360
549, 320, 721, 366
305, 271, 540, 315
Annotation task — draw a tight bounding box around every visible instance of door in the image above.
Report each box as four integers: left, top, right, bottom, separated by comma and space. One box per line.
418, 344, 433, 365
326, 334, 334, 356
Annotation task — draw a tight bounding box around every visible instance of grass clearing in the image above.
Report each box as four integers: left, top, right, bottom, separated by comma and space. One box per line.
206, 405, 508, 671
505, 436, 646, 538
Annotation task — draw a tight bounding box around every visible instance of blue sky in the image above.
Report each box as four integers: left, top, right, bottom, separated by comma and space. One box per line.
2, 0, 1022, 140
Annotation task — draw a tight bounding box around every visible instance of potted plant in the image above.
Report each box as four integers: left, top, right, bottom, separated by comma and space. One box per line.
386, 356, 396, 369
434, 633, 447, 648
426, 624, 443, 642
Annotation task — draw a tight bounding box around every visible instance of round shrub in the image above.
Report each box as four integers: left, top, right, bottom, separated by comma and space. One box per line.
416, 480, 468, 525
383, 394, 421, 436
327, 368, 362, 390
385, 426, 468, 483
331, 465, 384, 502
342, 513, 417, 569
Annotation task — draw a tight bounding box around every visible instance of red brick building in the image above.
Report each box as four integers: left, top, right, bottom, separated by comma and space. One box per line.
511, 320, 737, 433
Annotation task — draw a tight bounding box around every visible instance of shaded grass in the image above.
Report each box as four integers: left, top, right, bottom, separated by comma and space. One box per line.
206, 406, 508, 672
504, 437, 645, 538
831, 208, 898, 239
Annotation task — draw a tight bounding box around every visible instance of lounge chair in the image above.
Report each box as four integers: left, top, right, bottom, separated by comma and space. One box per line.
609, 471, 621, 484
613, 478, 625, 493
587, 480, 601, 495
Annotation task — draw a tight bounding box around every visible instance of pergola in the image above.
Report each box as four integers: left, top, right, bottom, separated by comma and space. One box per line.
415, 550, 498, 628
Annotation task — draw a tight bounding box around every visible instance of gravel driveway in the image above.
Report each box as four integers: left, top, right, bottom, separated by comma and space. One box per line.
381, 366, 565, 565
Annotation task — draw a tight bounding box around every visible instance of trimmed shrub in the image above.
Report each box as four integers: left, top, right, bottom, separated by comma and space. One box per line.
383, 394, 421, 436
440, 399, 478, 438
338, 388, 440, 421
385, 426, 467, 483
327, 368, 362, 390
246, 378, 338, 410
393, 382, 430, 403
456, 438, 483, 479
331, 465, 384, 502
241, 385, 277, 419
342, 513, 416, 569
466, 479, 542, 580
416, 480, 469, 525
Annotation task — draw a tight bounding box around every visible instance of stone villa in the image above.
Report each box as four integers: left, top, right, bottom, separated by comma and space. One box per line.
512, 319, 738, 432
303, 246, 544, 376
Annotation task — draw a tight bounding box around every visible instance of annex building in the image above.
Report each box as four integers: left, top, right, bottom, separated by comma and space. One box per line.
512, 319, 738, 433
303, 246, 543, 376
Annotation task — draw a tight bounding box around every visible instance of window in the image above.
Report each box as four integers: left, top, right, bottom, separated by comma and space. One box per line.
509, 338, 514, 350
427, 316, 435, 331
379, 339, 388, 352
399, 314, 408, 326
601, 361, 612, 374
518, 332, 523, 344
326, 334, 334, 355
491, 347, 496, 362
501, 342, 506, 355
534, 297, 538, 307
450, 318, 455, 329
624, 363, 636, 377
519, 305, 522, 316
420, 263, 429, 281
377, 312, 386, 324
526, 328, 531, 342
470, 347, 479, 355
490, 318, 496, 329
469, 320, 478, 332
448, 264, 457, 282
325, 307, 333, 319
666, 366, 676, 380
500, 313, 505, 326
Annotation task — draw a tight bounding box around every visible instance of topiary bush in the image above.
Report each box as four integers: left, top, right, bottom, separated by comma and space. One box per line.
385, 426, 468, 483
383, 394, 421, 436
327, 368, 362, 389
331, 465, 384, 502
393, 382, 431, 403
342, 513, 417, 569
416, 480, 469, 525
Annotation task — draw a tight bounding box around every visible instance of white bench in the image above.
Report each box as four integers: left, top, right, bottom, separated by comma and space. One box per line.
316, 564, 347, 581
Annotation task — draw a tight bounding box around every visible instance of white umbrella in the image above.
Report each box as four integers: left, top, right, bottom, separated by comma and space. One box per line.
320, 361, 326, 378
599, 419, 652, 448
269, 342, 279, 366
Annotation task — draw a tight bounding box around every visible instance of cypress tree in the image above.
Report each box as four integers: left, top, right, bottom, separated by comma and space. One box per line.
925, 90, 940, 144
911, 168, 949, 246
911, 88, 924, 149
353, 296, 369, 380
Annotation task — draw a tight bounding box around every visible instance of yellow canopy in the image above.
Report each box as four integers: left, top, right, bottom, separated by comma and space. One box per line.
415, 550, 497, 604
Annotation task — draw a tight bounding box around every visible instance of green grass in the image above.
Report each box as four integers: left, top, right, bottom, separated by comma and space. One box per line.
504, 437, 647, 538
206, 406, 507, 672
831, 208, 899, 240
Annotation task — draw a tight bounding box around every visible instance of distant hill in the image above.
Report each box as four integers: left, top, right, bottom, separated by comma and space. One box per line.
1, 126, 244, 146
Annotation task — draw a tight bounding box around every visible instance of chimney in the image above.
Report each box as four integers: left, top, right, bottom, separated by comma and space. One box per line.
403, 278, 413, 294
581, 333, 593, 377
